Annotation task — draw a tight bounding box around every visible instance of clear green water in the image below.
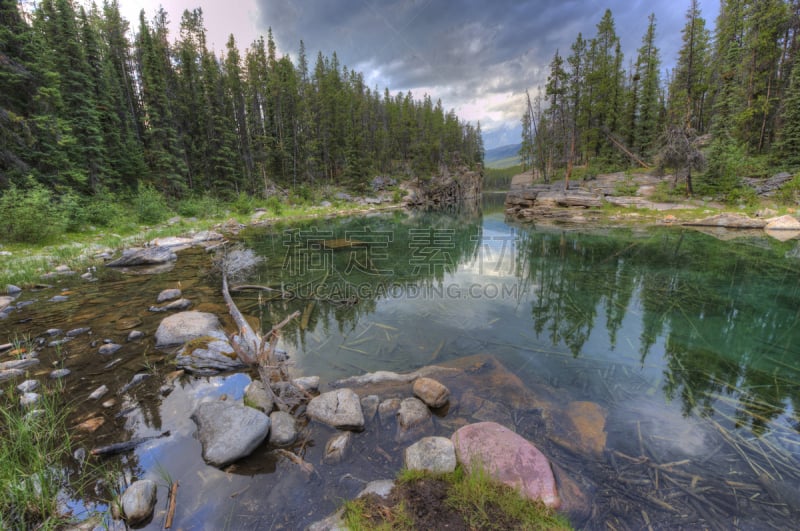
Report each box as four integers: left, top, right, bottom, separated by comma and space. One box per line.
3, 193, 800, 528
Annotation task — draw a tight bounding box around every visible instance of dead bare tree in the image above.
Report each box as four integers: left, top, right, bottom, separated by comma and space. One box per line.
655, 126, 705, 196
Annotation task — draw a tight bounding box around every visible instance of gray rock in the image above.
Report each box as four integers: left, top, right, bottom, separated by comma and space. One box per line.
48, 338, 72, 348
66, 327, 91, 337
154, 311, 222, 347
404, 436, 457, 473
307, 388, 365, 431
292, 375, 320, 392
98, 343, 122, 356
269, 411, 297, 446
49, 295, 69, 302
106, 246, 177, 267
119, 373, 151, 394
20, 392, 40, 407
127, 330, 145, 342
149, 298, 192, 312
323, 431, 353, 464
320, 200, 333, 208
17, 379, 39, 393
361, 395, 380, 423
0, 369, 25, 382
244, 380, 274, 413
378, 398, 402, 425
120, 479, 157, 526
306, 510, 346, 531
334, 192, 352, 201
49, 368, 71, 379
7, 284, 21, 295
192, 401, 271, 467
176, 331, 245, 374
358, 479, 395, 499
396, 397, 433, 443
44, 328, 62, 337
156, 288, 182, 303
412, 377, 450, 408
0, 358, 39, 371
89, 385, 109, 400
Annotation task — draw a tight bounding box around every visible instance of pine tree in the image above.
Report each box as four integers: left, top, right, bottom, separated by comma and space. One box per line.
667, 0, 711, 132
775, 59, 800, 167
634, 13, 662, 156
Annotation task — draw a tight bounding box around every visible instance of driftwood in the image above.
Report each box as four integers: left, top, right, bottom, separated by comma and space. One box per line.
165, 480, 179, 529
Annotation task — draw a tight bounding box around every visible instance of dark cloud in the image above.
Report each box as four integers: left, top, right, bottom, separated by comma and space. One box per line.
256, 0, 719, 148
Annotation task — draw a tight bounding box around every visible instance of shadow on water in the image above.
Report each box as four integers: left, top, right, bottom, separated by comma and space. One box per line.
2, 195, 800, 528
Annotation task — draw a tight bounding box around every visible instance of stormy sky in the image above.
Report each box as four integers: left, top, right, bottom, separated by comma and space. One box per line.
119, 0, 720, 149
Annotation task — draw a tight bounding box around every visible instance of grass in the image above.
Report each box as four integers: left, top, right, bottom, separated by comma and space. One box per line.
342, 464, 572, 530
0, 186, 398, 288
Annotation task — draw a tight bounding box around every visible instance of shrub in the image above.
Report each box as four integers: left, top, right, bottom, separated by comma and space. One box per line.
775, 174, 800, 205
231, 192, 255, 215
0, 182, 66, 243
132, 183, 170, 225
177, 194, 223, 218
265, 195, 283, 215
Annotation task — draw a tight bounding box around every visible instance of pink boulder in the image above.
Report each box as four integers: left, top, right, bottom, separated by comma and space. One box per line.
451, 421, 560, 508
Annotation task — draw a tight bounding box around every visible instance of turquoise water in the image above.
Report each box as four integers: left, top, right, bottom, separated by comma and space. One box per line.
238, 193, 800, 527
4, 193, 800, 528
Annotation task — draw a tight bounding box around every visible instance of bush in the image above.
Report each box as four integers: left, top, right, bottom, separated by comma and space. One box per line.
289, 185, 313, 205
231, 192, 255, 215
0, 182, 66, 243
265, 195, 283, 215
132, 183, 170, 224
775, 174, 800, 205
177, 194, 223, 218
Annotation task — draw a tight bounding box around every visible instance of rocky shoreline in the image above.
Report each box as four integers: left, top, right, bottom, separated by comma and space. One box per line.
504, 171, 800, 241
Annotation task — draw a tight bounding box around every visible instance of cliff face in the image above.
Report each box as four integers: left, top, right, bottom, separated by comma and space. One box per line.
402, 164, 483, 208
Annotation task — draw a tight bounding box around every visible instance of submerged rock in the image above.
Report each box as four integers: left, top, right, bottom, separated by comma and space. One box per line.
89, 385, 109, 400
120, 479, 157, 526
17, 379, 39, 393
49, 368, 71, 379
192, 401, 270, 467
323, 431, 353, 464
404, 436, 456, 473
66, 327, 91, 337
127, 330, 145, 342
292, 375, 320, 392
452, 421, 559, 508
98, 343, 122, 356
20, 392, 40, 407
156, 288, 182, 303
154, 311, 222, 347
0, 358, 39, 371
106, 246, 177, 267
396, 397, 433, 443
148, 298, 192, 312
360, 395, 380, 423
378, 398, 402, 425
307, 388, 365, 431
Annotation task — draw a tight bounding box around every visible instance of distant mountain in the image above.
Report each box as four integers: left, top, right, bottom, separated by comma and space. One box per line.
484, 143, 521, 169
484, 143, 522, 163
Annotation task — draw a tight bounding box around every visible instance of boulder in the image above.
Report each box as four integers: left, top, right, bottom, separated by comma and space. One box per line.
156, 288, 182, 303
396, 397, 433, 443
154, 311, 222, 347
307, 388, 365, 431
323, 431, 353, 464
412, 377, 450, 408
191, 401, 271, 467
175, 331, 245, 374
404, 436, 457, 473
120, 479, 157, 526
269, 411, 297, 446
684, 213, 767, 229
765, 215, 800, 230
452, 422, 559, 508
244, 380, 274, 413
106, 246, 177, 267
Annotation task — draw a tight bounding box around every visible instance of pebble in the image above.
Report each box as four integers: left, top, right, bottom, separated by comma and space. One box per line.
16, 379, 39, 394
48, 295, 69, 302
98, 343, 122, 356
89, 385, 109, 400
127, 330, 145, 341
44, 328, 62, 337
48, 338, 72, 348
66, 327, 91, 337
49, 368, 71, 379
20, 392, 40, 407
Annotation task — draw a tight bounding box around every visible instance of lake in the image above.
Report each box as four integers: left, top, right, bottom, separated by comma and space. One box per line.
3, 192, 800, 529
